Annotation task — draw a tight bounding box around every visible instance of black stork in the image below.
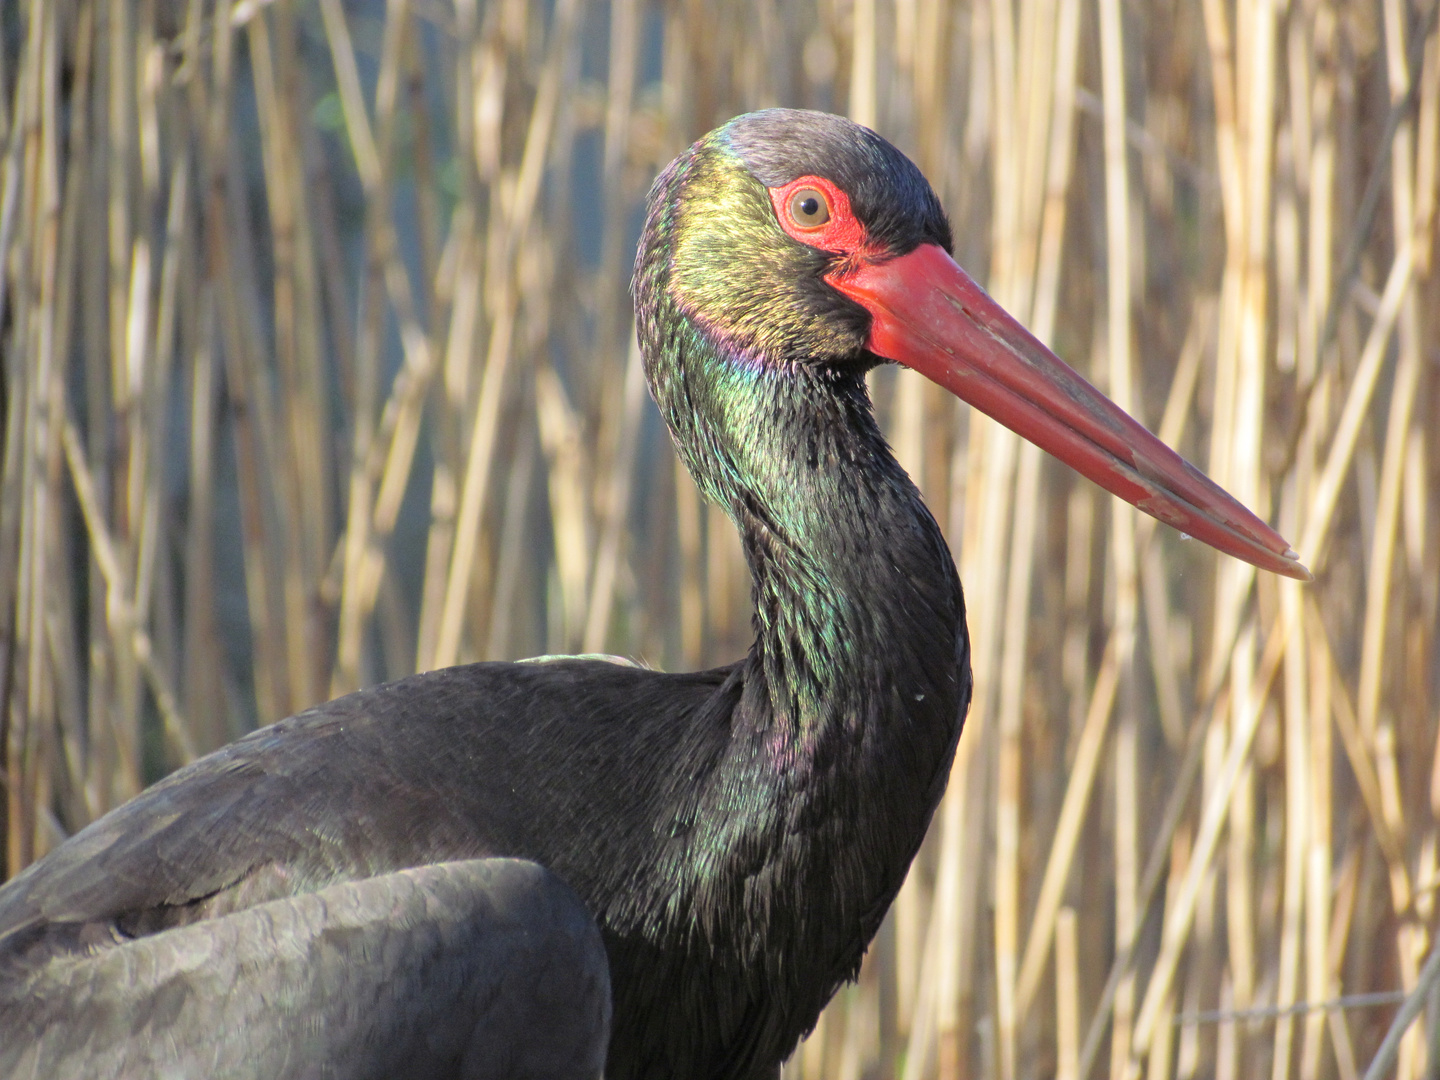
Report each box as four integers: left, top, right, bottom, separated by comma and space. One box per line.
0, 109, 1309, 1080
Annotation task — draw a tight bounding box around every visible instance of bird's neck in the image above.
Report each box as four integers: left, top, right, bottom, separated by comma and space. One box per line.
683, 357, 968, 743
599, 332, 971, 1073
618, 348, 970, 1052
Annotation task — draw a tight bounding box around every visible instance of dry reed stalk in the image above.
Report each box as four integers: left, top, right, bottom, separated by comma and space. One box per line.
407, 0, 474, 670
1130, 618, 1291, 1059
177, 0, 222, 754
582, 331, 646, 653
1056, 906, 1080, 1080
485, 416, 537, 659
1294, 18, 1343, 1075
6, 0, 51, 870
850, 0, 877, 130
1274, 580, 1310, 1080
990, 0, 1061, 1067
60, 419, 192, 765
1356, 0, 1424, 767
1096, 0, 1141, 1073
433, 0, 578, 669
994, 431, 1039, 1080
207, 0, 291, 727
1224, 645, 1257, 1060
1014, 640, 1118, 1018
580, 0, 642, 655
38, 0, 93, 833
323, 0, 414, 689
1301, 599, 1334, 1080
1271, 38, 1312, 1065
922, 10, 1020, 1073
1298, 241, 1414, 571
1112, 700, 1140, 1080
998, 3, 1082, 1052
536, 362, 593, 648
1151, 819, 1200, 1080
249, 11, 320, 710
1207, 3, 1276, 1051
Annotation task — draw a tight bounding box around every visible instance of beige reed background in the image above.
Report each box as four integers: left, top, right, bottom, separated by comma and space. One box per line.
1, 0, 1438, 1076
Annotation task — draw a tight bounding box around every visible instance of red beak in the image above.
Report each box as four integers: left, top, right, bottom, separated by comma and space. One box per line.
829, 244, 1311, 581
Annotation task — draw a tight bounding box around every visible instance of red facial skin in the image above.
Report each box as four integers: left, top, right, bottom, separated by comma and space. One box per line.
767, 176, 1311, 581
768, 177, 870, 255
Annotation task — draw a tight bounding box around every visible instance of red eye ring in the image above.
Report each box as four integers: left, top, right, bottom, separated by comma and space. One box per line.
768, 176, 868, 255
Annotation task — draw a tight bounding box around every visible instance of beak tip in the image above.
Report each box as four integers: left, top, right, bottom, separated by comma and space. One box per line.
1280, 551, 1314, 582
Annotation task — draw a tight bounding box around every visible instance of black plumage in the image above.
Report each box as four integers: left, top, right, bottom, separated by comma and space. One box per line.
0, 106, 1303, 1080
4, 858, 611, 1080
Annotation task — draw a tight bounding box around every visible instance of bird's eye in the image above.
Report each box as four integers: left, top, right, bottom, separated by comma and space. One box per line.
788, 187, 831, 229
